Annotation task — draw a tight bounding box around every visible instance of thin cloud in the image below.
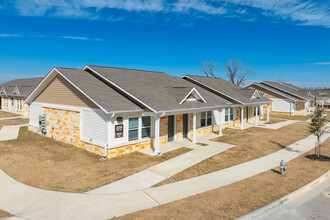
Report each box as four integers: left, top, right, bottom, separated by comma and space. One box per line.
0, 34, 21, 37
313, 62, 330, 65
1, 0, 330, 28
59, 36, 105, 41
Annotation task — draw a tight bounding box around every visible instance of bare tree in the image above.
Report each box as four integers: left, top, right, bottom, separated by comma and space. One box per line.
200, 59, 219, 78
224, 59, 254, 86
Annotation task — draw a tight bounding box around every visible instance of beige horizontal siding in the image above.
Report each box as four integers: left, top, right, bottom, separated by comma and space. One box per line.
34, 74, 98, 108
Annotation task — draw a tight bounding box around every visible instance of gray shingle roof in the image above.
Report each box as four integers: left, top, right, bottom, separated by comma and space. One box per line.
247, 82, 299, 101
182, 75, 271, 105
0, 77, 43, 98
55, 67, 143, 113
260, 81, 310, 100
85, 65, 232, 112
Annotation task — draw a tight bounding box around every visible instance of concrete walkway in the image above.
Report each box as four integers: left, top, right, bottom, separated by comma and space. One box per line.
256, 119, 299, 130
0, 116, 28, 121
87, 139, 235, 194
0, 124, 329, 219
0, 124, 28, 141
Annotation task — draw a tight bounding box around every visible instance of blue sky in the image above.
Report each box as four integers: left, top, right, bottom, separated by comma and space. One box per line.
0, 0, 329, 88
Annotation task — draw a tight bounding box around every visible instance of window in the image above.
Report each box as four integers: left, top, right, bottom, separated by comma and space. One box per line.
201, 111, 212, 127
142, 116, 151, 138
225, 108, 234, 122
128, 117, 139, 141
17, 99, 22, 110
254, 106, 260, 116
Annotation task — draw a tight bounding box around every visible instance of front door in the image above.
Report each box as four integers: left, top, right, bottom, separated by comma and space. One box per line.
183, 114, 188, 138
168, 115, 175, 142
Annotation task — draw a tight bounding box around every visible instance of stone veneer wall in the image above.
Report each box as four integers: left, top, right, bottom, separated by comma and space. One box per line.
28, 107, 170, 158
0, 97, 29, 116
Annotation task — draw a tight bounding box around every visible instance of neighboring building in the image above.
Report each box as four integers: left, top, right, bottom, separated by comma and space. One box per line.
181, 75, 272, 129
245, 81, 315, 116
0, 77, 43, 116
25, 65, 271, 158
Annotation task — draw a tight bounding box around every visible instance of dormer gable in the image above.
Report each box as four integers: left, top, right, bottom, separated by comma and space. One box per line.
250, 89, 261, 100
180, 87, 207, 104
0, 87, 6, 96
12, 86, 20, 96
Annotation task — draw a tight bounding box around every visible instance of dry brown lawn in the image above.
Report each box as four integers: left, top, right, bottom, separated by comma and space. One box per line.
0, 209, 12, 218
158, 122, 310, 186
0, 118, 29, 129
0, 111, 19, 118
270, 113, 310, 121
0, 127, 191, 193
118, 138, 330, 220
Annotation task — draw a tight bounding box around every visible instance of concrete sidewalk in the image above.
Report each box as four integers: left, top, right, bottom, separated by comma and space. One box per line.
0, 124, 329, 219
87, 140, 235, 194
256, 119, 299, 130
0, 116, 28, 121
0, 124, 28, 141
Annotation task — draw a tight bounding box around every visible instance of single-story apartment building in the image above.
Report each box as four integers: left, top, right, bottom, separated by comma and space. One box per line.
245, 81, 315, 116
0, 77, 43, 116
25, 65, 271, 158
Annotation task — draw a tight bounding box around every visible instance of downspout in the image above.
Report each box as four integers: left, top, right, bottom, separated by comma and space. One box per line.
103, 112, 115, 159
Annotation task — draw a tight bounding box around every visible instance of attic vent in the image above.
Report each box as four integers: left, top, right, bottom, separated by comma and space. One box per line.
251, 90, 261, 100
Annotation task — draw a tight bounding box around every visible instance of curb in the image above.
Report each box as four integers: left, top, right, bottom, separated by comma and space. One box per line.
238, 170, 330, 220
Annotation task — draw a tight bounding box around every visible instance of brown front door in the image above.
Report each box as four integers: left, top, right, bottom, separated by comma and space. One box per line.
168, 115, 175, 142
183, 114, 188, 138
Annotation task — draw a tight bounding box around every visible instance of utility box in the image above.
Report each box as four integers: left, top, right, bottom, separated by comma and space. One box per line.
39, 114, 47, 134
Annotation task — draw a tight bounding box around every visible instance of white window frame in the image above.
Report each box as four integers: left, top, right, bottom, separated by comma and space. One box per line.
17, 99, 22, 110
141, 116, 151, 139
128, 116, 139, 141
200, 111, 212, 127
225, 107, 234, 122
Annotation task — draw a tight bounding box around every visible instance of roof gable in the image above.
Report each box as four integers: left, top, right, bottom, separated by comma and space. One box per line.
0, 87, 6, 95
179, 87, 207, 104
12, 86, 20, 96
250, 90, 261, 100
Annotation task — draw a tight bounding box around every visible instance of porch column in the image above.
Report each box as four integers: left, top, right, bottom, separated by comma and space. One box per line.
304, 102, 307, 115
193, 112, 197, 143
260, 105, 263, 116
255, 106, 258, 126
290, 102, 293, 116
266, 104, 270, 122
218, 109, 223, 136
240, 107, 244, 130
154, 115, 160, 155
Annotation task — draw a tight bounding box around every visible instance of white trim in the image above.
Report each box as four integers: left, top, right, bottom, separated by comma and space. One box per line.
181, 75, 245, 105
12, 86, 20, 96
174, 115, 177, 141
32, 102, 101, 112
179, 87, 207, 104
250, 89, 261, 100
24, 68, 109, 114
261, 81, 308, 101
83, 65, 158, 113
0, 87, 6, 96
244, 83, 297, 101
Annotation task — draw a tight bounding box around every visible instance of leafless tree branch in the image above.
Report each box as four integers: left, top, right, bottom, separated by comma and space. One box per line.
200, 59, 219, 78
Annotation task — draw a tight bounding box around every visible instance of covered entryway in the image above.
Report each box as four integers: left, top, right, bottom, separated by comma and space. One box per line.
183, 114, 188, 138
168, 115, 175, 142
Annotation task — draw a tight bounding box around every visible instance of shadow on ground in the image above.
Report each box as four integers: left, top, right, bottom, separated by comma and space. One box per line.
305, 154, 330, 162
